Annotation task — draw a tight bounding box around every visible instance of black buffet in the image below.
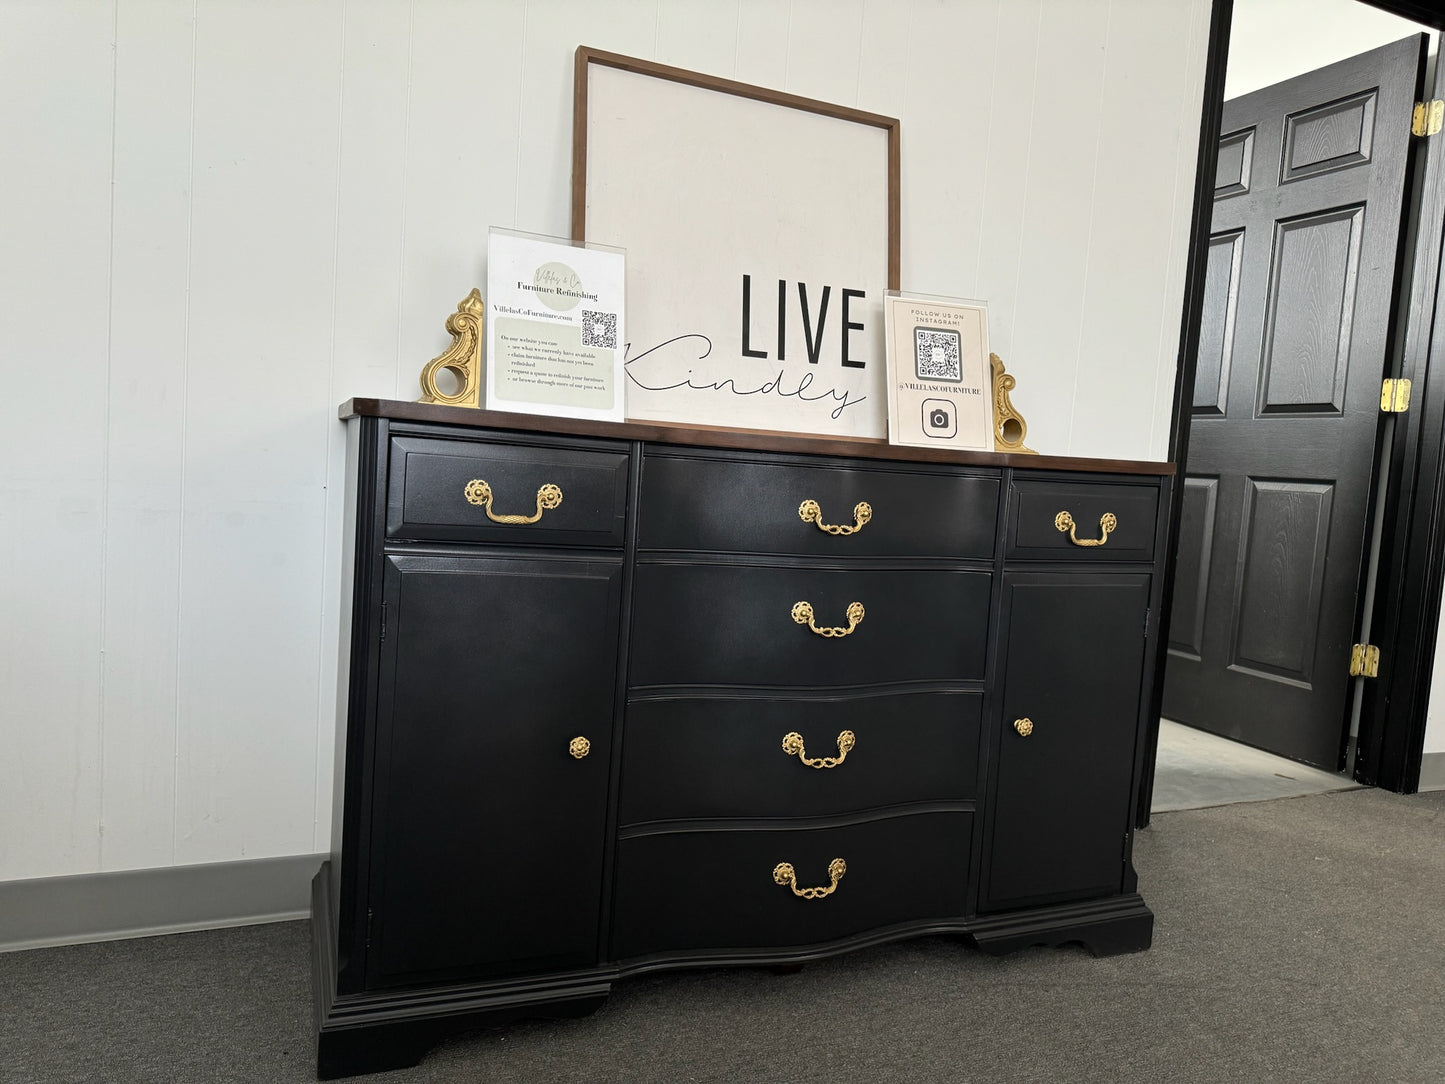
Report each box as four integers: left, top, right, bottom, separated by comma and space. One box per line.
312, 398, 1173, 1078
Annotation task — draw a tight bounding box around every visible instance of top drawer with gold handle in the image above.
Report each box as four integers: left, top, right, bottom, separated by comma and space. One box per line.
1006, 477, 1160, 562
386, 435, 629, 547
638, 450, 998, 558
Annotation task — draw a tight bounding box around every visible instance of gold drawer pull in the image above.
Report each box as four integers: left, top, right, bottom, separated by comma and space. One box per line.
781, 730, 855, 768
773, 858, 847, 899
568, 736, 591, 759
1055, 510, 1117, 547
791, 600, 864, 638
1013, 718, 1034, 738
464, 479, 563, 524
799, 499, 872, 536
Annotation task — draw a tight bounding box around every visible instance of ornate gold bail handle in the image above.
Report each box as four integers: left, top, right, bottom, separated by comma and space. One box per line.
798, 499, 872, 536
463, 479, 563, 524
791, 600, 865, 637
773, 858, 847, 899
781, 730, 856, 769
1054, 510, 1117, 547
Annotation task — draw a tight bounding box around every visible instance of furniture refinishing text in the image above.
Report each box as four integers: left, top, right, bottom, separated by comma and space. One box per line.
312, 398, 1173, 1078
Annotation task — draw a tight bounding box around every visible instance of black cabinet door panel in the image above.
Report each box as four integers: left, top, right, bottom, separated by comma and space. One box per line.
620, 691, 981, 824
367, 553, 622, 986
629, 563, 991, 687
612, 810, 972, 958
639, 451, 998, 558
982, 572, 1149, 912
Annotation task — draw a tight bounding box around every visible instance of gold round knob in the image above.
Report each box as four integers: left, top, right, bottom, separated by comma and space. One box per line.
568, 736, 591, 759
1013, 718, 1034, 738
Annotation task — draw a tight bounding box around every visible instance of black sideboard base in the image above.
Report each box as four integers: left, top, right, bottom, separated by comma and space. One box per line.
311, 867, 614, 1080
968, 893, 1155, 957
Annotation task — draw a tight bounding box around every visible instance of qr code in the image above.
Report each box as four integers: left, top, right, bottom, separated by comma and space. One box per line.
914, 327, 962, 382
582, 310, 617, 349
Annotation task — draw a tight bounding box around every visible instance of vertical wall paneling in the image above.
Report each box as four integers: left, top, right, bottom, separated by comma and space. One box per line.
0, 0, 1215, 884
974, 0, 1042, 410
1071, 0, 1204, 462
654, 0, 742, 79
0, 3, 114, 879
733, 0, 791, 89
174, 0, 343, 866
783, 0, 865, 106
100, 0, 196, 872
512, 0, 658, 238
316, 0, 416, 853
1008, 0, 1111, 455
899, 0, 1000, 301
855, 0, 911, 120
396, 1, 525, 403
1150, 0, 1211, 460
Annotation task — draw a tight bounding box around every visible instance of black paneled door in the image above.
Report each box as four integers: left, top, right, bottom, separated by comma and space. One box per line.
1164, 36, 1426, 768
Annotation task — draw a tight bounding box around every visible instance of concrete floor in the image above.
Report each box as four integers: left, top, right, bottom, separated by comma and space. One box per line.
1150, 718, 1358, 812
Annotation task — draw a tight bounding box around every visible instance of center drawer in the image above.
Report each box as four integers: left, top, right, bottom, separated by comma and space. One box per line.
628, 562, 992, 687
639, 451, 998, 558
620, 691, 981, 825
612, 810, 973, 959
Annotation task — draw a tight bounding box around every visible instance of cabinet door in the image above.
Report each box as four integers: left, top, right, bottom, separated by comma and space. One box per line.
981, 572, 1149, 913
367, 553, 622, 986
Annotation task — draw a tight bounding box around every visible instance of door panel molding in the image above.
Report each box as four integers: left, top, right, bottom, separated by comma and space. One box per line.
1194, 232, 1245, 416
1281, 90, 1379, 182
1228, 479, 1333, 685
1259, 206, 1364, 415
1216, 128, 1255, 197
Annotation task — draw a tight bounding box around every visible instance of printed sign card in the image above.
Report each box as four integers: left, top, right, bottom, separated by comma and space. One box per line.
485, 228, 626, 422
883, 293, 993, 451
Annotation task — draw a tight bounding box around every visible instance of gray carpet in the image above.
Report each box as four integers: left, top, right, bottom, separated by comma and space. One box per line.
4, 788, 1443, 1083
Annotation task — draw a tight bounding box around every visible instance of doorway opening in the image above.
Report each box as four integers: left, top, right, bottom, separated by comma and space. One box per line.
1152, 0, 1442, 813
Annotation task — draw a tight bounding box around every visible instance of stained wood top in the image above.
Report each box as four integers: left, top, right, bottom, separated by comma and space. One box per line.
340, 398, 1175, 476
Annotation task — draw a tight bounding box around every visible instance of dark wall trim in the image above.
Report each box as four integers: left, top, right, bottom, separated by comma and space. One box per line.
1359, 35, 1445, 789
1137, 0, 1234, 828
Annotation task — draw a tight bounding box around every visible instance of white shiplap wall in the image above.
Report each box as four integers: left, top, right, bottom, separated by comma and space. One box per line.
0, 0, 1210, 882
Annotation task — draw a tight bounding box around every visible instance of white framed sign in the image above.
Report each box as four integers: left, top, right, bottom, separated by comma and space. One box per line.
573, 48, 899, 439
883, 292, 993, 452
484, 228, 626, 423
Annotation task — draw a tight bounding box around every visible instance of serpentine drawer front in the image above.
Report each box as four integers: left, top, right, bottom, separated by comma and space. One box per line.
628, 562, 991, 687
619, 691, 981, 824
317, 401, 1171, 1079
611, 810, 973, 959
1006, 478, 1159, 562
386, 434, 629, 547
639, 450, 999, 558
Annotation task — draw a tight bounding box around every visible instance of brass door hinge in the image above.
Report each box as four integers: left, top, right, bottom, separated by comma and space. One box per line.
1381, 378, 1411, 413
1350, 643, 1380, 679
1413, 100, 1443, 137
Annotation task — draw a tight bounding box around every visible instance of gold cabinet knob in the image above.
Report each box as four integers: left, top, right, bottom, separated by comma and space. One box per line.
568, 736, 591, 759
798, 499, 872, 535
773, 858, 847, 899
464, 479, 563, 524
1054, 509, 1117, 547
1013, 718, 1034, 738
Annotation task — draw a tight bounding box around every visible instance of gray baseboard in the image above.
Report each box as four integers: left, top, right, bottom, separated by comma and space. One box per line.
1420, 751, 1445, 792
0, 853, 325, 953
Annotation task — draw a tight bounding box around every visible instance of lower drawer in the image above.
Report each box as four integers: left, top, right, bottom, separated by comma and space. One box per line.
611, 810, 972, 959
619, 691, 981, 824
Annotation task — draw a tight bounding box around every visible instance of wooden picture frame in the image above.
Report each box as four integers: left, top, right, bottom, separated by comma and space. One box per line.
572, 47, 900, 440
